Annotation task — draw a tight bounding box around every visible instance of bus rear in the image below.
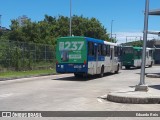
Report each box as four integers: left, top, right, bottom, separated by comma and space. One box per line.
122, 47, 134, 68
122, 47, 142, 69
56, 37, 87, 74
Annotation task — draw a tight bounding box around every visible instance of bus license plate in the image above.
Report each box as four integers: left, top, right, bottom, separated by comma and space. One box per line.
74, 65, 82, 69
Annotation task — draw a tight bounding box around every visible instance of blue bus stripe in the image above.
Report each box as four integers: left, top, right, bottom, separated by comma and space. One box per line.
85, 37, 105, 44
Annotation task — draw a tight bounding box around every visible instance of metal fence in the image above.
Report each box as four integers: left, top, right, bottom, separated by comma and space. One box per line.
0, 40, 56, 72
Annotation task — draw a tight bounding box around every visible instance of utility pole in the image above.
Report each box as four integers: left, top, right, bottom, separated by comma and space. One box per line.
110, 20, 114, 42
69, 0, 72, 36
135, 0, 149, 91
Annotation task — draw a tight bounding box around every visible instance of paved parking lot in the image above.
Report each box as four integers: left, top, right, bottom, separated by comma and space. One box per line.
0, 66, 160, 119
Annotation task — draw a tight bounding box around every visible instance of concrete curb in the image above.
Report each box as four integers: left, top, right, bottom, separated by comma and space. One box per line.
107, 94, 160, 104
100, 88, 160, 104
0, 73, 56, 81
146, 73, 160, 78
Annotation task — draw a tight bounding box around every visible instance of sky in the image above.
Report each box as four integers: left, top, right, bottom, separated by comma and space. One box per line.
0, 0, 160, 43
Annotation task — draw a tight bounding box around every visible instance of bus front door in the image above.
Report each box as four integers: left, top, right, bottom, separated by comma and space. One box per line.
110, 48, 114, 71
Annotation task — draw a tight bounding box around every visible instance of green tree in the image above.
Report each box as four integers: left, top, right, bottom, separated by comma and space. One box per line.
8, 15, 110, 44
0, 15, 113, 71
72, 15, 110, 41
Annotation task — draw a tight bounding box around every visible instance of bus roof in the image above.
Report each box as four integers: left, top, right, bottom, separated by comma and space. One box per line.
133, 47, 142, 50
146, 48, 155, 50
58, 36, 84, 40
85, 37, 118, 46
123, 46, 154, 50
58, 36, 118, 46
123, 46, 142, 50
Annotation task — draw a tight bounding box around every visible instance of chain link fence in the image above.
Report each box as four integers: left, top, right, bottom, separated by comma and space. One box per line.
0, 40, 56, 72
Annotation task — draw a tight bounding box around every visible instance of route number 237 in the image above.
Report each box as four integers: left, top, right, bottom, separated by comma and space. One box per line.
59, 41, 84, 51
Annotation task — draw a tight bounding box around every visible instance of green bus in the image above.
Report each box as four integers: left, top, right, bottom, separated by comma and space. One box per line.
121, 46, 154, 69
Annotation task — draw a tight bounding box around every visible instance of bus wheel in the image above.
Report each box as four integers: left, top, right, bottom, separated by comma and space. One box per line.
125, 66, 130, 69
74, 73, 82, 78
149, 62, 153, 67
115, 65, 119, 74
99, 66, 104, 78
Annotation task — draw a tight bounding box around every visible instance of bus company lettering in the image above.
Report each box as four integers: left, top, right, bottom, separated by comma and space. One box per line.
59, 41, 84, 51
69, 54, 81, 59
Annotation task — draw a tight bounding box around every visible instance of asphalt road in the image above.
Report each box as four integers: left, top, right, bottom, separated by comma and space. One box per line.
0, 66, 160, 119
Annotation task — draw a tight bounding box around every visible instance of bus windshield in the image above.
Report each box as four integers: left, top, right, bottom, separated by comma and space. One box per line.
122, 47, 133, 54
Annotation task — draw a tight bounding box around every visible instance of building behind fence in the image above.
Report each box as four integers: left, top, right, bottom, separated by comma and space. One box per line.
0, 40, 56, 72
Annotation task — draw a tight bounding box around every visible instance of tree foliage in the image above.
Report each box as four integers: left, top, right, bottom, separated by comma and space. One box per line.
0, 15, 111, 71
122, 39, 157, 47
122, 40, 143, 47
72, 15, 109, 40
3, 15, 110, 45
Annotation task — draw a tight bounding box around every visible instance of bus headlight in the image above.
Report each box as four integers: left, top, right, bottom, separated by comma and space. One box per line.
61, 65, 64, 68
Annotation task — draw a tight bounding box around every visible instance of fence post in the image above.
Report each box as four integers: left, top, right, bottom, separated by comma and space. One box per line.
22, 42, 25, 70
9, 41, 11, 70
16, 41, 18, 71
45, 44, 47, 62
35, 43, 36, 63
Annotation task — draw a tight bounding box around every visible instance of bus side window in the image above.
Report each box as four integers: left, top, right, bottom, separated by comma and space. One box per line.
118, 47, 122, 56
98, 44, 102, 55
122, 48, 125, 55
88, 42, 94, 56
106, 45, 110, 56
135, 51, 138, 56
117, 46, 119, 56
92, 43, 95, 55
146, 51, 149, 58
114, 46, 118, 57
102, 45, 106, 56
111, 48, 113, 60
138, 50, 141, 58
149, 50, 152, 57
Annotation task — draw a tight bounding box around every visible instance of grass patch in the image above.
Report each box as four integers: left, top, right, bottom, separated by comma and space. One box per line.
0, 69, 56, 79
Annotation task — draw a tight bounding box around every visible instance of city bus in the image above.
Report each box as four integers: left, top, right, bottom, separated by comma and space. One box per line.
56, 36, 121, 77
121, 46, 154, 69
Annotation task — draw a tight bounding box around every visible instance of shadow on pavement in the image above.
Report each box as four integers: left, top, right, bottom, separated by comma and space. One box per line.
52, 72, 118, 82
129, 85, 160, 91
136, 72, 160, 76
146, 73, 160, 75
122, 66, 152, 71
122, 67, 141, 71
129, 86, 136, 88
149, 85, 160, 90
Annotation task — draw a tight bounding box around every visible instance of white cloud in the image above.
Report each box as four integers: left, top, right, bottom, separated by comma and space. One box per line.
114, 32, 160, 44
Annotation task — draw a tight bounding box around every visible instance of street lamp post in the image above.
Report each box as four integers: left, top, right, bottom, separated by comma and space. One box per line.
135, 0, 149, 91
111, 20, 114, 42
69, 0, 72, 36
0, 15, 2, 29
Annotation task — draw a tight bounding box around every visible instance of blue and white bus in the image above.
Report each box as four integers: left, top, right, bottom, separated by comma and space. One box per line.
56, 36, 121, 77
